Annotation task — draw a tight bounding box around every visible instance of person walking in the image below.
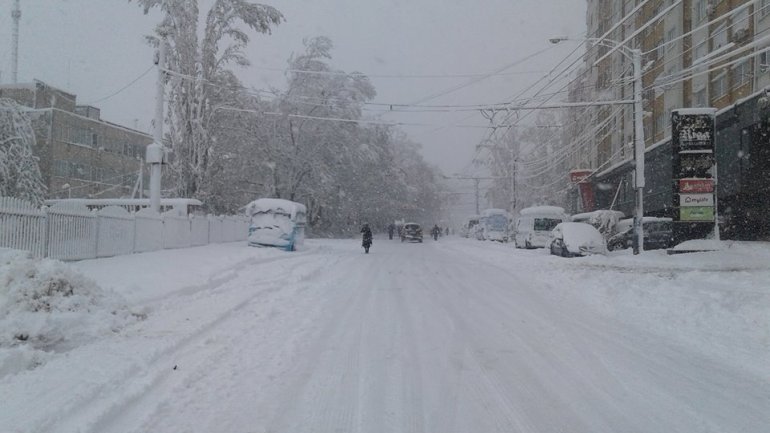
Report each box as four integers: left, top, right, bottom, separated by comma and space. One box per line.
431, 224, 441, 241
361, 223, 373, 253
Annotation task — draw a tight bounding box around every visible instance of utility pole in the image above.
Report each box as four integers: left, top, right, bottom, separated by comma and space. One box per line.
147, 40, 167, 212
11, 0, 20, 83
444, 175, 508, 215
632, 47, 645, 255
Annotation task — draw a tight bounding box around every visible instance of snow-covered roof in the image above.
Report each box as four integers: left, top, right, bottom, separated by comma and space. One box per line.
519, 206, 567, 216
245, 198, 306, 218
45, 198, 202, 207
571, 210, 625, 222
672, 108, 718, 116
481, 208, 508, 217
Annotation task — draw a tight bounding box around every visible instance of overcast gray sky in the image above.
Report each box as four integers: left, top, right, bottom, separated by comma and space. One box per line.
1, 0, 586, 177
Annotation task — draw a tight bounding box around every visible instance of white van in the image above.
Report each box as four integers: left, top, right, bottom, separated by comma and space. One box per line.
513, 206, 568, 249
479, 208, 510, 242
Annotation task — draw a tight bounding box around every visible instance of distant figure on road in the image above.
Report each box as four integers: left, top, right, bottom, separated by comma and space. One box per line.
387, 223, 396, 240
361, 223, 373, 254
431, 224, 441, 241
445, 227, 449, 236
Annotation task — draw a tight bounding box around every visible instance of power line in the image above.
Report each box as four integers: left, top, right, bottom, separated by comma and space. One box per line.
85, 66, 155, 105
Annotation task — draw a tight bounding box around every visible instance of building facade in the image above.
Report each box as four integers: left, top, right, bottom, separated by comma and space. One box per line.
0, 80, 151, 199
565, 0, 770, 239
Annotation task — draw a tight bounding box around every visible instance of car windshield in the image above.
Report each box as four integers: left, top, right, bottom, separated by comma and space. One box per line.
3, 2, 767, 433
534, 218, 562, 231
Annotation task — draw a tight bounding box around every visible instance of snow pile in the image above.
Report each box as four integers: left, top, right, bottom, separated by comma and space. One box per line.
0, 249, 141, 374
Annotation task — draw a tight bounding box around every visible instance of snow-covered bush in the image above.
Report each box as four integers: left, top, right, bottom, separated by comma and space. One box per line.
0, 249, 141, 353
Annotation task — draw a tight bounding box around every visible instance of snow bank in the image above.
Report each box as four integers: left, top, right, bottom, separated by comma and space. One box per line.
0, 249, 140, 376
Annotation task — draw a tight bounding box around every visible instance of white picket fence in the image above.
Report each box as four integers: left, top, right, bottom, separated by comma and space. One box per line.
0, 197, 250, 261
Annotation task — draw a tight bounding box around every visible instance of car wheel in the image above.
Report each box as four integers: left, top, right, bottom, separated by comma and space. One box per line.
561, 246, 568, 257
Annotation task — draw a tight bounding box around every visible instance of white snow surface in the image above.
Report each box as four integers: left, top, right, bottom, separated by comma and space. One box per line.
1, 238, 768, 433
519, 205, 567, 216
245, 198, 306, 218
0, 249, 139, 377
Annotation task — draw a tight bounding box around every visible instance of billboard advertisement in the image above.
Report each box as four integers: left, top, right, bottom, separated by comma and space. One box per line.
671, 108, 717, 244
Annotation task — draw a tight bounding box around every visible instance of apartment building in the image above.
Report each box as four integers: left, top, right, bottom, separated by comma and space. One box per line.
566, 0, 770, 239
0, 80, 151, 199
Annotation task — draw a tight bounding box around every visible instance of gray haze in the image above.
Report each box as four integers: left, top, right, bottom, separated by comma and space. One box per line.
0, 0, 586, 175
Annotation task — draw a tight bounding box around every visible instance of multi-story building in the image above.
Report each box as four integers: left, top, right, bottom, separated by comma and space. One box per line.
565, 0, 770, 239
0, 80, 151, 199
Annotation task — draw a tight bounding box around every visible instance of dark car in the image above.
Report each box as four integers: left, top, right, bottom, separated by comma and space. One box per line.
607, 217, 674, 251
401, 223, 423, 243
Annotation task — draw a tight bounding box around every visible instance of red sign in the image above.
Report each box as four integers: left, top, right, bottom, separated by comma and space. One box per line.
569, 170, 592, 184
679, 178, 713, 193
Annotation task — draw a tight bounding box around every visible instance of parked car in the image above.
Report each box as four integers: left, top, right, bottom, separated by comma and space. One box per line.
460, 216, 480, 238
401, 223, 423, 242
549, 222, 607, 257
514, 206, 569, 248
607, 217, 674, 251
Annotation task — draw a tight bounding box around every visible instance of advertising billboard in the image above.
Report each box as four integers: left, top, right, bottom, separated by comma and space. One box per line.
671, 108, 717, 244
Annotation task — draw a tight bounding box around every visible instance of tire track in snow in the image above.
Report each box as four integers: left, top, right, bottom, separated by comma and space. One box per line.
45, 252, 338, 433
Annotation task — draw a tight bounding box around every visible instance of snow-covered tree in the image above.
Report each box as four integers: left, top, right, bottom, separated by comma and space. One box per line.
130, 0, 283, 199
0, 98, 47, 205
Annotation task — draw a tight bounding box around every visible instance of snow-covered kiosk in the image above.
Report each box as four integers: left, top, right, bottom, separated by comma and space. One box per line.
244, 198, 307, 251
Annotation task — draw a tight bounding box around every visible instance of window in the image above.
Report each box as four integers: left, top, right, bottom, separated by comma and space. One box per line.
694, 0, 707, 23
54, 160, 69, 177
712, 23, 728, 52
760, 50, 770, 74
732, 6, 749, 33
533, 218, 561, 232
761, 0, 770, 20
733, 60, 751, 88
694, 40, 708, 60
665, 28, 677, 57
654, 112, 664, 135
694, 88, 708, 107
712, 72, 728, 99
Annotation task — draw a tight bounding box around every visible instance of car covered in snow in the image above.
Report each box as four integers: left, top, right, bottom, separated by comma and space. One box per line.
245, 198, 306, 251
607, 217, 674, 251
400, 223, 423, 242
513, 206, 569, 248
549, 222, 607, 257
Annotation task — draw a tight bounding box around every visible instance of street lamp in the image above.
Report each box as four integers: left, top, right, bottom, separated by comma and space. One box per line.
550, 36, 645, 254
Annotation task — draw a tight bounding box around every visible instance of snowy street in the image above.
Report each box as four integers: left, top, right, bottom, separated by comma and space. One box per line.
2, 238, 769, 433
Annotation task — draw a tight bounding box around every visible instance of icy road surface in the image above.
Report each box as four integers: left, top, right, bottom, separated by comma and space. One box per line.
2, 238, 769, 433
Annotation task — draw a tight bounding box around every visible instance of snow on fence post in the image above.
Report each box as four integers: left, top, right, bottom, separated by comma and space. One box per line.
134, 208, 163, 252
0, 197, 47, 257
46, 202, 97, 260
96, 206, 134, 257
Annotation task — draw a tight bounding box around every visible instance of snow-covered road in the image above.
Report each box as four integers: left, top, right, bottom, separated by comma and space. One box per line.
2, 238, 769, 433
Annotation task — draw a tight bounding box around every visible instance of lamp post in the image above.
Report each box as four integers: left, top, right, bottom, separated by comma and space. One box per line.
550, 37, 645, 253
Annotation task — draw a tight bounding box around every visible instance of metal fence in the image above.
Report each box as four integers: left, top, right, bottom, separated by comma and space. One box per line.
0, 197, 250, 261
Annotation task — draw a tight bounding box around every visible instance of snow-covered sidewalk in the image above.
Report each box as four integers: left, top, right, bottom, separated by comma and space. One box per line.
442, 237, 770, 378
